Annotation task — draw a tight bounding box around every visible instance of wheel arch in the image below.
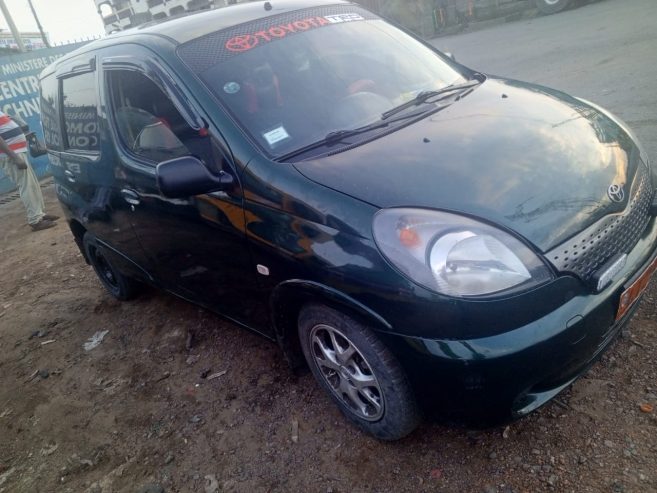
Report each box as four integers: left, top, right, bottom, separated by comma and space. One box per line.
69, 219, 90, 264
270, 280, 393, 370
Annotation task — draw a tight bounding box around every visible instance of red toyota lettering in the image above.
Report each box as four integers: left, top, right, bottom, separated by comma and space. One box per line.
293, 20, 310, 30
269, 26, 286, 38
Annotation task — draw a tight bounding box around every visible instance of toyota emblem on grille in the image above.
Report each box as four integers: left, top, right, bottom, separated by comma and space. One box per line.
608, 183, 625, 203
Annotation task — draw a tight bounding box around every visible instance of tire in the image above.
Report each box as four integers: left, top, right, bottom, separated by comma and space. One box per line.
83, 232, 139, 301
298, 304, 420, 440
535, 0, 571, 14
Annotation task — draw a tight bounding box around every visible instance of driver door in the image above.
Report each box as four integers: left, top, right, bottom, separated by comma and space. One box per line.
101, 58, 266, 332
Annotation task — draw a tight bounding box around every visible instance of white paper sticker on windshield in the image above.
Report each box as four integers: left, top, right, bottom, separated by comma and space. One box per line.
263, 126, 290, 146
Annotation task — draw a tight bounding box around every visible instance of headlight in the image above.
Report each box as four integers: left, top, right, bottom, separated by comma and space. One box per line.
373, 209, 554, 297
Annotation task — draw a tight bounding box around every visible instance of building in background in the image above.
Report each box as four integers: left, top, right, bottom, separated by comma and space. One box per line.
94, 0, 251, 33
0, 29, 49, 51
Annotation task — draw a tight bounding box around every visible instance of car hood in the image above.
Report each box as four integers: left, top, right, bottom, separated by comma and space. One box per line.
293, 78, 642, 252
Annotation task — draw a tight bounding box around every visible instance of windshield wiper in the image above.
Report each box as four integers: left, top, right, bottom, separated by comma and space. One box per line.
279, 107, 433, 161
325, 106, 438, 143
381, 79, 482, 120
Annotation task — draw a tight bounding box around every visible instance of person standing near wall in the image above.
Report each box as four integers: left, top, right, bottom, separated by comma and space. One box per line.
0, 109, 59, 231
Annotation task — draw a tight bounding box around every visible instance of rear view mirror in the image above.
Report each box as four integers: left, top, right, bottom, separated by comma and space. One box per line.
156, 156, 234, 198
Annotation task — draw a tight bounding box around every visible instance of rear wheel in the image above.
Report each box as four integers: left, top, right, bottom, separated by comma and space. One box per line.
535, 0, 571, 14
83, 232, 139, 301
298, 304, 420, 440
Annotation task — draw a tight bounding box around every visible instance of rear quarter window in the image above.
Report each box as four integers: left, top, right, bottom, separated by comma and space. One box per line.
40, 74, 62, 151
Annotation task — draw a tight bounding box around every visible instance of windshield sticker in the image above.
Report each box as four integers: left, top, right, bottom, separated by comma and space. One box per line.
223, 82, 241, 94
225, 13, 365, 53
263, 126, 290, 147
325, 13, 365, 23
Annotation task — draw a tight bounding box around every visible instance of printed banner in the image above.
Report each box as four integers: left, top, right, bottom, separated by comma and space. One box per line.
0, 43, 87, 194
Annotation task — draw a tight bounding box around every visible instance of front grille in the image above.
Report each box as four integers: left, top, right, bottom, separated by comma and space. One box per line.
546, 163, 653, 281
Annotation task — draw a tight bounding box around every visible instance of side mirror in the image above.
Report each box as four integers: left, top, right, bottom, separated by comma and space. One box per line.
156, 155, 234, 198
444, 52, 456, 62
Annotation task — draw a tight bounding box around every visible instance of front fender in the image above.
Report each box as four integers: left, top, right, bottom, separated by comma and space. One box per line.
270, 279, 392, 369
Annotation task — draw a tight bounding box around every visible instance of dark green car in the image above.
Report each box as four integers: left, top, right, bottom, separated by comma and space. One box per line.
40, 0, 655, 440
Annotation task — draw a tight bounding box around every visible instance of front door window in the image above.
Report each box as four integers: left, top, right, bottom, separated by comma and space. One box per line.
106, 70, 195, 163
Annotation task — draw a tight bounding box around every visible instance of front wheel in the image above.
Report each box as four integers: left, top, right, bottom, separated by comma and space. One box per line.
535, 0, 571, 14
83, 232, 139, 301
298, 304, 420, 440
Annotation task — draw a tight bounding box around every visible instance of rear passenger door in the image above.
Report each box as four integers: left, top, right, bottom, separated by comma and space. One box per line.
56, 57, 146, 277
100, 52, 265, 331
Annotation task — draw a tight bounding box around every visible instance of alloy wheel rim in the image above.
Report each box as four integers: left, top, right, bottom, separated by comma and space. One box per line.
309, 324, 384, 421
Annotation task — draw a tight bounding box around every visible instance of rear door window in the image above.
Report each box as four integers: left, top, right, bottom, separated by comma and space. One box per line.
61, 71, 100, 152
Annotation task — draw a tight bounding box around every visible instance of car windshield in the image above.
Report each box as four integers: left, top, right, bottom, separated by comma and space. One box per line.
178, 6, 466, 158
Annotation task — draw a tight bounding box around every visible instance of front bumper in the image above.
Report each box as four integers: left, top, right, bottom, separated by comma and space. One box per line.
378, 216, 657, 424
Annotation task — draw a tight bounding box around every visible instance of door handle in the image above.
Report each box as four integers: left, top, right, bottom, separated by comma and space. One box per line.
121, 188, 140, 206
64, 169, 76, 183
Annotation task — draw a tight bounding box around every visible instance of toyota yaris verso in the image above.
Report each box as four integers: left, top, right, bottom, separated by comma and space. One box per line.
41, 0, 655, 440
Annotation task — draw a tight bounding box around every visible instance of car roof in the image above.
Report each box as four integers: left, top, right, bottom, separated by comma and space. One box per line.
41, 0, 350, 78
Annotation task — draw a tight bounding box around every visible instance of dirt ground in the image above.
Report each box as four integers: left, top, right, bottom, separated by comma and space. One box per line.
0, 184, 655, 493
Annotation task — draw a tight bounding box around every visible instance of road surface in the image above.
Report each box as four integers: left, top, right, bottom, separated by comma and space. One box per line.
433, 0, 657, 162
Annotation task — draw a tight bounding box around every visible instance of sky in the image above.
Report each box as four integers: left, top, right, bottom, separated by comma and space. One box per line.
0, 0, 104, 44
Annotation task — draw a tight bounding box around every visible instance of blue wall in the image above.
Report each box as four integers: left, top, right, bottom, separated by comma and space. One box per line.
0, 43, 87, 194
